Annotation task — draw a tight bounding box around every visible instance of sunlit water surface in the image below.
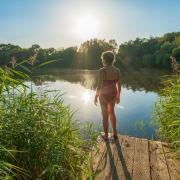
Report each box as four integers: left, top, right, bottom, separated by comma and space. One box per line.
31, 68, 168, 139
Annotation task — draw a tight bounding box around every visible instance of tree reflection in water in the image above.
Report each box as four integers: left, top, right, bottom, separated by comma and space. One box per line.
33, 67, 169, 93
30, 67, 170, 139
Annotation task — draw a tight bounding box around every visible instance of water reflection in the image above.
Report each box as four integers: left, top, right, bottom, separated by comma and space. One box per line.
32, 68, 169, 139
34, 68, 168, 92
81, 90, 92, 104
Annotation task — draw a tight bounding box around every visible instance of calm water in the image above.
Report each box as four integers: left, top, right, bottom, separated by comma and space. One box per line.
32, 68, 168, 139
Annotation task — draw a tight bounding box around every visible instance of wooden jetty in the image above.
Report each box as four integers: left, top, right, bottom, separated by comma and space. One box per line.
92, 135, 180, 180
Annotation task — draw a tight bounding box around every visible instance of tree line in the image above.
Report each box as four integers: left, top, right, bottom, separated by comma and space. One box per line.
0, 31, 180, 70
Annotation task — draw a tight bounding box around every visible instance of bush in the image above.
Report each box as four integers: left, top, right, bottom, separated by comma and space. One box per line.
172, 46, 180, 61
154, 74, 180, 156
0, 66, 97, 179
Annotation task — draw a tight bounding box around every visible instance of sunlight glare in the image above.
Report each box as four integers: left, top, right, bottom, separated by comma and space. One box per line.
73, 14, 100, 40
81, 91, 92, 104
117, 105, 125, 109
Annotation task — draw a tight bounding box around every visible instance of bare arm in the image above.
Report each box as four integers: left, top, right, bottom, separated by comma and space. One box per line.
94, 69, 103, 105
116, 80, 121, 97
116, 69, 121, 103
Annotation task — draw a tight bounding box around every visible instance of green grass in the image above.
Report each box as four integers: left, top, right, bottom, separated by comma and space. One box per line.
0, 65, 98, 179
0, 145, 29, 179
154, 73, 180, 156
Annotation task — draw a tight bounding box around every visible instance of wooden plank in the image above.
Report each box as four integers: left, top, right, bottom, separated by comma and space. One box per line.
111, 135, 135, 180
132, 138, 151, 180
92, 139, 106, 173
94, 140, 117, 180
149, 141, 170, 180
103, 141, 117, 180
94, 150, 107, 180
93, 139, 107, 179
162, 144, 180, 180
119, 135, 135, 178
93, 135, 180, 180
94, 135, 122, 180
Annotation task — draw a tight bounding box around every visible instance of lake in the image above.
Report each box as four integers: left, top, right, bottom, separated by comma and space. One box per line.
32, 67, 169, 139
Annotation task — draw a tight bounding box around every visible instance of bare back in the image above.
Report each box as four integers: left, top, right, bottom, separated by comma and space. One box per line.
100, 66, 120, 81
97, 66, 120, 91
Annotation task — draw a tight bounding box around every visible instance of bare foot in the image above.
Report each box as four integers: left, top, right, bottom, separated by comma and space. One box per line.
100, 134, 108, 141
112, 134, 118, 140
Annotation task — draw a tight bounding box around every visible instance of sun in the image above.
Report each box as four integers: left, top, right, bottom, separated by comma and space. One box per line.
73, 14, 100, 40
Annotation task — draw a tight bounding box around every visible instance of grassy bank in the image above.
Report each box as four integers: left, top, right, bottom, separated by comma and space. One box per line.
0, 66, 97, 179
154, 73, 180, 156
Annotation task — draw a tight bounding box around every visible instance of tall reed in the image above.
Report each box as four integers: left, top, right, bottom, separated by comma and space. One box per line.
154, 74, 180, 156
0, 64, 97, 179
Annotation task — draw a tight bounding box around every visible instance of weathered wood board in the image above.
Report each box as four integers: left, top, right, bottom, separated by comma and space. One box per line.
92, 135, 180, 180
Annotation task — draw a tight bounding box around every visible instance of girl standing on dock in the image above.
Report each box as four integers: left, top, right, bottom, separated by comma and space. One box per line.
94, 51, 121, 141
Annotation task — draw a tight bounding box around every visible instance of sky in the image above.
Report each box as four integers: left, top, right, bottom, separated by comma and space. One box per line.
0, 0, 180, 48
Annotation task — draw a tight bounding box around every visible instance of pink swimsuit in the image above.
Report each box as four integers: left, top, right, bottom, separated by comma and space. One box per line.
99, 69, 118, 102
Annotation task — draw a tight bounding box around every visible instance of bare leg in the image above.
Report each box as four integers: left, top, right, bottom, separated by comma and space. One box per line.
99, 97, 109, 138
108, 100, 117, 136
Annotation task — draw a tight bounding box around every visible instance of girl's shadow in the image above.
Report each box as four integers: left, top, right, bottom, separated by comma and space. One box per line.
105, 138, 132, 180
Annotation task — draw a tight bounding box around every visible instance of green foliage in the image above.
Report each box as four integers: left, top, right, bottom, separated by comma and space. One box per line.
0, 65, 98, 179
0, 145, 29, 179
142, 54, 154, 67
1, 32, 179, 70
172, 46, 180, 60
117, 32, 180, 69
154, 74, 180, 155
76, 39, 116, 69
0, 91, 87, 179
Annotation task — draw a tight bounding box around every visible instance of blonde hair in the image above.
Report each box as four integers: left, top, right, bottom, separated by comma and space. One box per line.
101, 51, 115, 66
